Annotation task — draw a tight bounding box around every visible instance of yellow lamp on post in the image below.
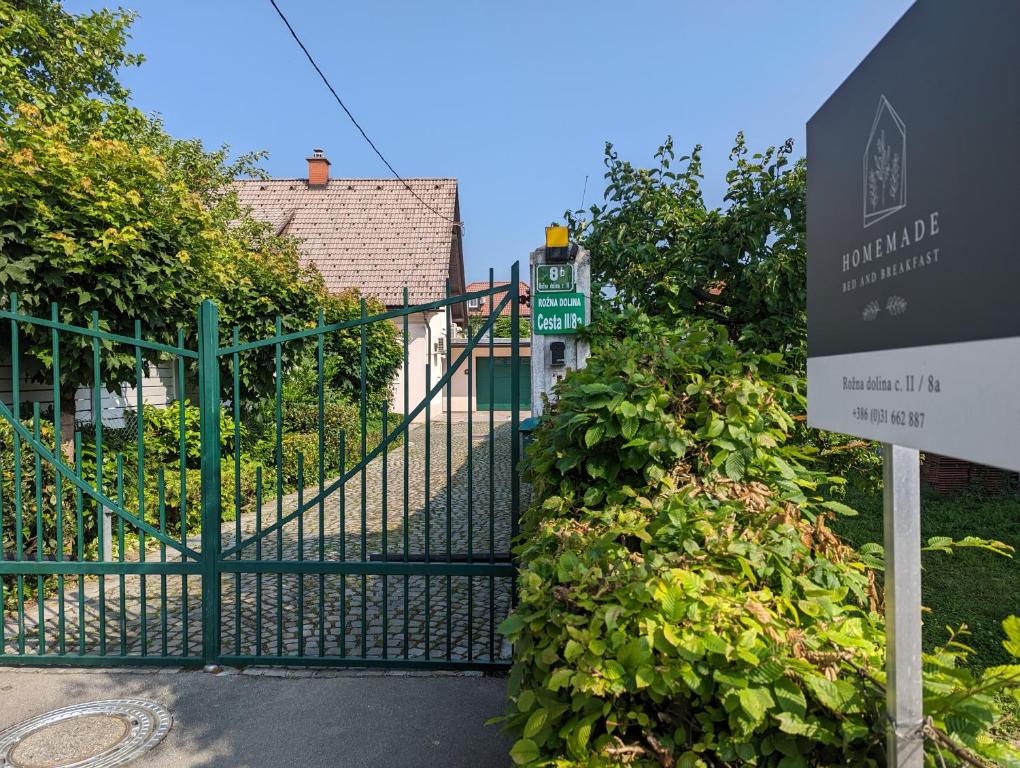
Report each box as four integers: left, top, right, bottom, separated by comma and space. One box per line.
544, 225, 571, 263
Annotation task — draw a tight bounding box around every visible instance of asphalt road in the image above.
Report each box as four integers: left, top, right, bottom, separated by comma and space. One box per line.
0, 667, 512, 767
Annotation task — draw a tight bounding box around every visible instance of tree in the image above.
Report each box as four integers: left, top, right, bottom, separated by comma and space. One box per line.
0, 0, 401, 430
466, 315, 530, 339
0, 0, 139, 119
0, 105, 214, 422
321, 291, 401, 413
566, 134, 806, 367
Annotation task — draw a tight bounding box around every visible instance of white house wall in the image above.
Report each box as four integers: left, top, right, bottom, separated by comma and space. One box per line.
389, 312, 448, 422
1, 355, 178, 428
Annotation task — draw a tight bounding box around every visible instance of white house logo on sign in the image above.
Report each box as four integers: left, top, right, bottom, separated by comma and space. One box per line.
838, 94, 942, 325
863, 96, 906, 228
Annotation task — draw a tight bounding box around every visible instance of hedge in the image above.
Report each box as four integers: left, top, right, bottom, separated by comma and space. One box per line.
499, 310, 1020, 767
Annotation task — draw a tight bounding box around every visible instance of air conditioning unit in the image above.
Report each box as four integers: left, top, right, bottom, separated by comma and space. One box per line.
433, 337, 446, 354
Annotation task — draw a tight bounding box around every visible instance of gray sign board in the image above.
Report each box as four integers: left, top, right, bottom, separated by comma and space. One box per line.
806, 0, 1020, 471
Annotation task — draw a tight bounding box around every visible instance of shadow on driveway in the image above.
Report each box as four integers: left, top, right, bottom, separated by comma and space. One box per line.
0, 667, 511, 768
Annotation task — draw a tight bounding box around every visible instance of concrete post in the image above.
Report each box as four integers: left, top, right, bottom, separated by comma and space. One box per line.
529, 246, 591, 417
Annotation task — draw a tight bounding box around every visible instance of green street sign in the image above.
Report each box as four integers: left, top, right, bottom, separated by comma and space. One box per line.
535, 264, 574, 292
533, 291, 585, 335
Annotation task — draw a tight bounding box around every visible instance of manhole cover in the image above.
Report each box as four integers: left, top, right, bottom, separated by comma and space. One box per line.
0, 700, 171, 768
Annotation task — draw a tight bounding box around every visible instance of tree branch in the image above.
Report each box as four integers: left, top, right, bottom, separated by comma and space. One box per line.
923, 720, 996, 768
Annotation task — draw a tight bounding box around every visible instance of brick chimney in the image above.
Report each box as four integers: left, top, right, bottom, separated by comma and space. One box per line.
307, 148, 330, 187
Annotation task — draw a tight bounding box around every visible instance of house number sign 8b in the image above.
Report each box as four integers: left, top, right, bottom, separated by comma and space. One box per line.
535, 264, 574, 293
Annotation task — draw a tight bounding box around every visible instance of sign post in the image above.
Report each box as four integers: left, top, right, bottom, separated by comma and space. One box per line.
530, 227, 590, 417
883, 444, 923, 767
806, 3, 1020, 765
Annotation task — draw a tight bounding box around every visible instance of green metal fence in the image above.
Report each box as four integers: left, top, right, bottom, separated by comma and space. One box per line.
0, 264, 522, 669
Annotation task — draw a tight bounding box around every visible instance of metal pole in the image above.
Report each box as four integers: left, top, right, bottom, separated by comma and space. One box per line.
882, 443, 923, 768
198, 299, 222, 669
510, 262, 521, 531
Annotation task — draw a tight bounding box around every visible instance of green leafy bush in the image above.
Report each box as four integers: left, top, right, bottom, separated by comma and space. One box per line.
500, 311, 1020, 766
0, 418, 85, 562
141, 402, 237, 468
566, 135, 806, 369
134, 457, 259, 537
321, 290, 403, 413
1, 417, 102, 608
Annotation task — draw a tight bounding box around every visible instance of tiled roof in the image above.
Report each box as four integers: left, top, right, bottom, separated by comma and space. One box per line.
234, 178, 461, 306
465, 280, 531, 317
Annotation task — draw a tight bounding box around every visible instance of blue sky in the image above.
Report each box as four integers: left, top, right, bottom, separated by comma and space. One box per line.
65, 0, 913, 283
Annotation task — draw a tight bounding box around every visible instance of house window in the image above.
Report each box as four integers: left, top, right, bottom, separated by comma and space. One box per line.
467, 298, 480, 310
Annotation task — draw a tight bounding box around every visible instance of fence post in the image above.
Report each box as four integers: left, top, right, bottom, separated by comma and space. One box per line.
198, 299, 222, 668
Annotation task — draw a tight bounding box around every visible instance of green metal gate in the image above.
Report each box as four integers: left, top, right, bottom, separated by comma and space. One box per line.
1, 264, 523, 669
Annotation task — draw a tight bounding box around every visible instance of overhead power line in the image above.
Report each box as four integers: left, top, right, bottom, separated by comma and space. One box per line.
268, 0, 459, 226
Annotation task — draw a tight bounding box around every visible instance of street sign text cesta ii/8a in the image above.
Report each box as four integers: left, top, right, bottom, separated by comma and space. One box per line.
533, 292, 585, 335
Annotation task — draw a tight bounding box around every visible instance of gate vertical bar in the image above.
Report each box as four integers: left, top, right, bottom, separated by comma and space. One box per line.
359, 298, 368, 658
32, 407, 44, 654
445, 278, 453, 660
273, 316, 283, 656
509, 262, 521, 543
232, 326, 242, 656
198, 299, 222, 667
134, 319, 147, 656
177, 329, 190, 654
509, 264, 521, 612
488, 269, 495, 660
75, 434, 85, 654
51, 303, 66, 655
402, 287, 410, 659
8, 295, 23, 654
91, 310, 106, 653
316, 310, 326, 656
883, 444, 923, 768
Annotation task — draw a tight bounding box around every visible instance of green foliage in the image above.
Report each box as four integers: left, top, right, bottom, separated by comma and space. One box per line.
524, 308, 802, 519
468, 314, 531, 339
0, 0, 140, 121
808, 430, 883, 495
0, 0, 401, 416
0, 418, 83, 563
321, 291, 402, 413
0, 106, 213, 398
501, 312, 1020, 766
566, 134, 881, 483
833, 483, 1020, 671
0, 416, 102, 609
139, 457, 257, 537
141, 402, 236, 469
249, 400, 359, 489
566, 134, 806, 368
253, 400, 402, 491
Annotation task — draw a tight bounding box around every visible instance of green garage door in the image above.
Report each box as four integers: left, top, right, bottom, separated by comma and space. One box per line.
476, 357, 531, 410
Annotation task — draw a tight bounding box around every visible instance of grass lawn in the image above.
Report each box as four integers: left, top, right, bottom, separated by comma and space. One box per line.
831, 481, 1019, 666
830, 479, 1020, 743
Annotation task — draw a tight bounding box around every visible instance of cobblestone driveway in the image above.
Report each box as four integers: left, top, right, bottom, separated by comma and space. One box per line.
2, 419, 524, 665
